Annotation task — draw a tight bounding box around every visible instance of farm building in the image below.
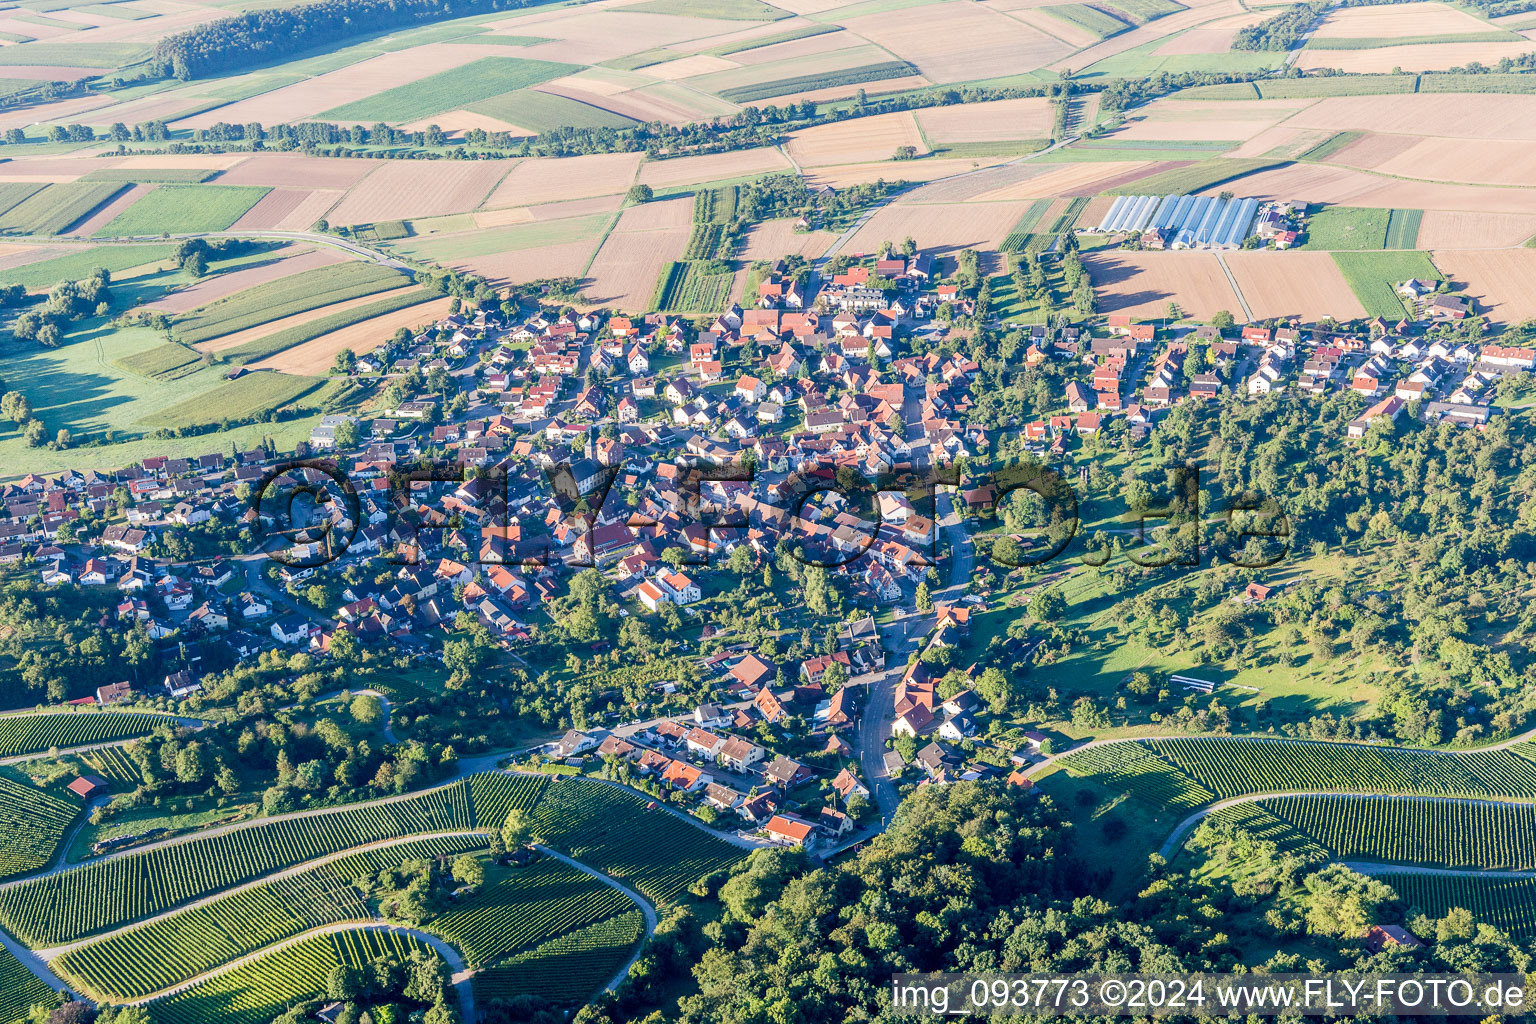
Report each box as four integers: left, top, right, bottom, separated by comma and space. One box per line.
1089, 194, 1259, 250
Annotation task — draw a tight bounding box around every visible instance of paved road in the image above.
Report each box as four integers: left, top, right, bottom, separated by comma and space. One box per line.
1346, 862, 1536, 880
1214, 252, 1254, 323
533, 844, 658, 995
1156, 789, 1536, 861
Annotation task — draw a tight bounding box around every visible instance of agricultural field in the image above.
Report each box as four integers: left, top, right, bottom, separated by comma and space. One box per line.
93, 185, 270, 237
321, 57, 580, 123
247, 294, 455, 375
1331, 250, 1442, 319
1430, 248, 1536, 325
1299, 206, 1389, 251
0, 781, 475, 947
0, 946, 51, 1024
1082, 250, 1241, 321
174, 262, 409, 348
471, 909, 644, 1007
526, 778, 743, 905
1222, 250, 1367, 322
1056, 742, 1215, 811
426, 855, 633, 967
150, 927, 439, 1024
1256, 795, 1536, 871
145, 245, 344, 314
466, 772, 548, 829
584, 197, 692, 313
54, 834, 484, 1002
1385, 873, 1536, 940
0, 769, 77, 882
0, 711, 168, 759
653, 260, 735, 313
0, 182, 124, 236
135, 370, 326, 430
0, 243, 175, 290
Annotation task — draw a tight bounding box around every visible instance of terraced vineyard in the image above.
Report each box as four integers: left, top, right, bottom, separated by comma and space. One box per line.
0, 770, 78, 881
150, 926, 438, 1024
55, 834, 484, 1001
528, 779, 742, 904
0, 945, 51, 1024
1056, 742, 1216, 810
0, 782, 474, 947
1385, 873, 1536, 940
1254, 796, 1536, 871
1148, 737, 1536, 802
472, 909, 644, 1007
1196, 802, 1327, 861
428, 855, 633, 967
82, 745, 143, 785
0, 711, 170, 759
466, 772, 548, 832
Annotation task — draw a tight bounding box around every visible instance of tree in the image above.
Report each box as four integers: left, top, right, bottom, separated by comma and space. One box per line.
502, 807, 532, 851
0, 391, 30, 424
626, 184, 654, 204
915, 581, 932, 612
327, 964, 362, 1001
452, 853, 484, 889
23, 420, 46, 447
1211, 309, 1236, 330
1301, 864, 1396, 938
350, 693, 383, 726
1029, 586, 1065, 622
183, 250, 207, 278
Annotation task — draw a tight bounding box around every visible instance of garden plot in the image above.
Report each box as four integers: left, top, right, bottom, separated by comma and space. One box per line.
584, 196, 691, 311
485, 152, 643, 207
325, 160, 515, 226
1083, 250, 1242, 320
836, 1, 1072, 81
913, 97, 1053, 144
1221, 250, 1367, 322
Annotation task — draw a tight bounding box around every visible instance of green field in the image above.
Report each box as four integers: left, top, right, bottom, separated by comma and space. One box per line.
1296, 130, 1363, 161
81, 168, 218, 184
215, 288, 435, 364
718, 60, 918, 103
0, 711, 167, 758
1332, 250, 1442, 319
1418, 72, 1536, 93
1043, 2, 1131, 36
137, 370, 327, 430
0, 182, 125, 236
1002, 198, 1055, 252
114, 341, 205, 381
526, 778, 743, 905
94, 185, 271, 237
321, 56, 579, 122
0, 781, 476, 947
151, 927, 438, 1024
171, 262, 407, 345
624, 0, 788, 18
1256, 795, 1536, 871
472, 910, 644, 1007
467, 89, 637, 132
0, 41, 148, 66
0, 243, 175, 290
467, 772, 549, 828
55, 834, 483, 1001
1058, 742, 1216, 811
1299, 206, 1389, 251
0, 769, 77, 882
1103, 0, 1185, 19
1384, 208, 1422, 249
